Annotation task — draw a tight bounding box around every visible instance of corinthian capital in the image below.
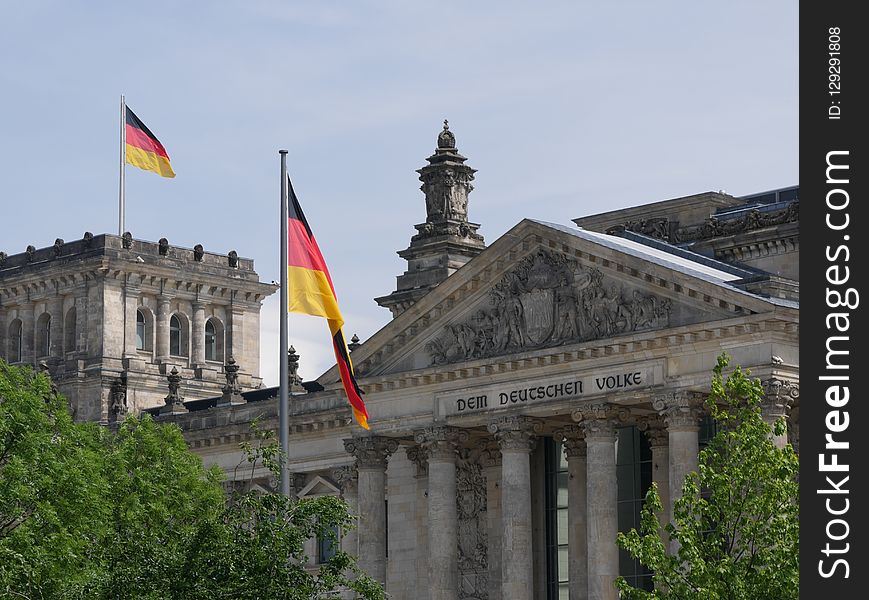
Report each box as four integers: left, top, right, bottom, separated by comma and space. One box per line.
332, 465, 358, 492
762, 378, 799, 418
571, 402, 622, 439
487, 415, 543, 451
413, 426, 468, 460
343, 436, 399, 469
554, 423, 587, 458
652, 391, 704, 431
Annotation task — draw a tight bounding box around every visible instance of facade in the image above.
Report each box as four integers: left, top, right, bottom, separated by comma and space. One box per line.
0, 234, 276, 421
0, 124, 799, 600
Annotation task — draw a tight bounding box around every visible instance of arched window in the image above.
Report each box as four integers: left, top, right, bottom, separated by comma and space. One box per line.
136, 310, 146, 350
36, 313, 51, 358
64, 307, 77, 354
204, 318, 224, 362
169, 315, 188, 356
8, 319, 23, 363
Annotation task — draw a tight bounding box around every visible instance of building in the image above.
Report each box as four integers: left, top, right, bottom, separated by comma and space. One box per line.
0, 234, 276, 421
0, 123, 799, 600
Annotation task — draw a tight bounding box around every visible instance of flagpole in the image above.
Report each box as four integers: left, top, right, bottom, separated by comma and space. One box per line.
119, 95, 126, 236
279, 149, 291, 497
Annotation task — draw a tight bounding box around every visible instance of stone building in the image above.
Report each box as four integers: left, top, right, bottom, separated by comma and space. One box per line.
0, 234, 276, 421
0, 123, 799, 600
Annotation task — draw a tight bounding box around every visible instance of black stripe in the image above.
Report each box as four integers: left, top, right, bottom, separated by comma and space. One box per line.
287, 174, 314, 239
333, 330, 365, 396
125, 106, 162, 143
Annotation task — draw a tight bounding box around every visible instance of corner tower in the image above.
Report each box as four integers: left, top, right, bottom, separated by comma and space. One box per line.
376, 121, 486, 317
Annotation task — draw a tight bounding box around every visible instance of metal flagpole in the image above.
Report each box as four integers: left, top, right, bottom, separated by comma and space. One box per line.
279, 149, 290, 496
119, 95, 126, 236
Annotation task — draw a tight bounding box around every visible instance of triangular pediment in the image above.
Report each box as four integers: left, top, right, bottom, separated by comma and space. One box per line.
319, 219, 793, 382
297, 475, 340, 498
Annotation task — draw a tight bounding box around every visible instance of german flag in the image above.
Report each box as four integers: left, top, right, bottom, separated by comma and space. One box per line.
286, 176, 370, 429
125, 107, 175, 178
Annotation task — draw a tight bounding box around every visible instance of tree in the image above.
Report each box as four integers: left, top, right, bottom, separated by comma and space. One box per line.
616, 354, 799, 600
0, 360, 384, 599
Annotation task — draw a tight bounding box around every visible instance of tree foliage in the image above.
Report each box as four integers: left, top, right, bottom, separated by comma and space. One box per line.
0, 360, 384, 599
616, 354, 799, 600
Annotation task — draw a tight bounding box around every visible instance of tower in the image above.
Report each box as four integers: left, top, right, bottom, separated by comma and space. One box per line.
375, 121, 486, 316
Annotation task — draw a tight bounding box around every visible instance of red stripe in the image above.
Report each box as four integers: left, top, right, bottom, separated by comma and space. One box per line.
125, 123, 169, 158
288, 218, 337, 294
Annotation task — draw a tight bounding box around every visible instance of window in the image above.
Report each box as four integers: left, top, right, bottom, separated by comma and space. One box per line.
64, 307, 77, 354
205, 320, 216, 360
36, 313, 51, 357
544, 437, 570, 600
616, 426, 654, 591
136, 310, 146, 350
317, 524, 340, 563
8, 319, 23, 363
169, 315, 185, 356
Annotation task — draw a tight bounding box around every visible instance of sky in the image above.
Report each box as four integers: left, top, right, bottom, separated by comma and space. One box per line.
0, 1, 798, 386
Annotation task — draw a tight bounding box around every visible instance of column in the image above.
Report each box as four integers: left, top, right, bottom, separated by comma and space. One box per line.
344, 436, 398, 585
556, 425, 587, 600
762, 378, 798, 449
415, 427, 467, 600
192, 301, 206, 367
156, 296, 171, 362
653, 392, 702, 527
487, 416, 542, 600
0, 307, 7, 361
574, 405, 619, 600
123, 282, 140, 358
227, 305, 245, 371
639, 417, 670, 526
47, 296, 63, 360
20, 303, 35, 365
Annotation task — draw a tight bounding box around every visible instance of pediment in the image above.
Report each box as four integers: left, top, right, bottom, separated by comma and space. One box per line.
297, 475, 340, 498
322, 219, 788, 382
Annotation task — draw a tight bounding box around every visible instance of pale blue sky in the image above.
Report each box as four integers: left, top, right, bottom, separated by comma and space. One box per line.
0, 1, 798, 385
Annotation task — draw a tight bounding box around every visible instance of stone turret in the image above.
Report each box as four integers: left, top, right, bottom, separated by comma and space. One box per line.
376, 121, 486, 317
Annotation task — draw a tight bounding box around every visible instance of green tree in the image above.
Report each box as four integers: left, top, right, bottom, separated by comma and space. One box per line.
616, 354, 799, 600
0, 360, 383, 599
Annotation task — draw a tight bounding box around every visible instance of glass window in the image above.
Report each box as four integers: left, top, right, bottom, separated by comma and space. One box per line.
136, 310, 146, 351
205, 320, 216, 361
616, 426, 654, 591
170, 315, 182, 356
317, 524, 339, 563
64, 307, 77, 354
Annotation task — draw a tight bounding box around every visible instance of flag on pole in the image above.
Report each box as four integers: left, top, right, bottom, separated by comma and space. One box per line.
124, 107, 175, 178
286, 176, 370, 429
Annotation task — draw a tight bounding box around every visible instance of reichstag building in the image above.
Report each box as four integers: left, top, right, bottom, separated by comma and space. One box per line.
0, 123, 799, 600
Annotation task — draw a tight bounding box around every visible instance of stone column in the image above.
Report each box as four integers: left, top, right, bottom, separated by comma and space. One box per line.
156, 296, 171, 362
0, 307, 7, 361
344, 436, 398, 585
20, 303, 35, 365
228, 304, 245, 370
487, 416, 542, 600
123, 282, 140, 359
641, 418, 670, 526
556, 424, 587, 600
47, 296, 64, 360
415, 427, 467, 600
653, 392, 703, 526
573, 405, 619, 600
191, 301, 206, 368
762, 378, 799, 449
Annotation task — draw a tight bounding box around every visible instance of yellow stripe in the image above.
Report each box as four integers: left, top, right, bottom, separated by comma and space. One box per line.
126, 144, 176, 178
287, 266, 344, 333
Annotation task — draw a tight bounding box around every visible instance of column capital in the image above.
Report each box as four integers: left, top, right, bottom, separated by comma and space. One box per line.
487, 415, 543, 451
638, 415, 669, 448
344, 436, 398, 469
761, 377, 799, 419
652, 391, 704, 432
405, 445, 429, 477
477, 438, 502, 467
332, 464, 358, 492
413, 425, 468, 460
571, 403, 623, 439
554, 423, 587, 458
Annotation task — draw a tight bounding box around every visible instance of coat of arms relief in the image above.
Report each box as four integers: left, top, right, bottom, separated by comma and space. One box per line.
426, 249, 672, 366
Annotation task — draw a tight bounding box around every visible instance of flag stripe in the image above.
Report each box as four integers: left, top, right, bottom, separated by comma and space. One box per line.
125, 123, 170, 158
125, 144, 175, 178
285, 174, 369, 429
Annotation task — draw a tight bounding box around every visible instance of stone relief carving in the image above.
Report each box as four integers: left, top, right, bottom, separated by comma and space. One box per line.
53, 239, 64, 256
122, 232, 132, 249
427, 249, 672, 365
193, 244, 204, 262
456, 447, 488, 600
108, 373, 128, 422
158, 238, 170, 256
